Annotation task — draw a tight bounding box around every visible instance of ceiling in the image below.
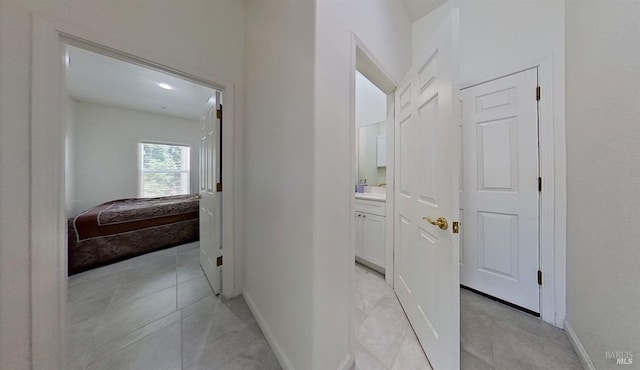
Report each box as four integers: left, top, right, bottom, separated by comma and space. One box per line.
401, 0, 448, 22
65, 45, 216, 121
65, 1, 443, 119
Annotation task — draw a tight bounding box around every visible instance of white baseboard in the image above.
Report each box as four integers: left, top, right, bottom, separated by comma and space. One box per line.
564, 320, 596, 370
232, 285, 243, 298
243, 289, 295, 370
338, 352, 355, 370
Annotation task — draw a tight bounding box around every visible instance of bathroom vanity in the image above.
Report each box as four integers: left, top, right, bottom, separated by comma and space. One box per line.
354, 194, 386, 272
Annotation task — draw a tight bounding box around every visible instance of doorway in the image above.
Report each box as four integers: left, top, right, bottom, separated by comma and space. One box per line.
457, 67, 581, 369
63, 42, 226, 369
352, 44, 397, 283
460, 67, 541, 315
350, 39, 434, 369
354, 70, 389, 273
30, 20, 239, 368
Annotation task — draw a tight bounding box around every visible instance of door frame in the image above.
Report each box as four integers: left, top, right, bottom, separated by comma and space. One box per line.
350, 35, 397, 286
31, 15, 238, 368
460, 57, 565, 327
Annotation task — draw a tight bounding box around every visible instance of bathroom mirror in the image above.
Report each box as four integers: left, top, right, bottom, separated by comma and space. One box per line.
357, 121, 387, 187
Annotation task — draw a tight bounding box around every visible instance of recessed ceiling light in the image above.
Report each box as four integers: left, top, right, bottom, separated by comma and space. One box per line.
158, 83, 173, 90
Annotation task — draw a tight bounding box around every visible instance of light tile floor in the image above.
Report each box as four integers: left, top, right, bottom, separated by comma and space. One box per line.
69, 248, 581, 370
67, 242, 280, 370
461, 288, 582, 370
354, 263, 583, 370
354, 263, 433, 370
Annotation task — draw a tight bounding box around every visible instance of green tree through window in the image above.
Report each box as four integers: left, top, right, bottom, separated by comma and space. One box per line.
139, 142, 190, 197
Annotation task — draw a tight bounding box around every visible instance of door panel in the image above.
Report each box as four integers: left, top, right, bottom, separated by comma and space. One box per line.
361, 213, 385, 267
394, 10, 460, 370
460, 68, 539, 312
417, 95, 439, 207
200, 91, 222, 295
397, 215, 412, 294
477, 211, 518, 279
355, 213, 363, 258
399, 116, 413, 198
477, 117, 518, 191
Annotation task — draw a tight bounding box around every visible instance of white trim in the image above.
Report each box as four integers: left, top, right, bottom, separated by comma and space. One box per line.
245, 289, 354, 370
138, 139, 193, 147
460, 56, 552, 91
242, 289, 294, 370
564, 320, 596, 370
31, 14, 238, 369
31, 16, 67, 370
351, 34, 398, 289
348, 36, 358, 370
337, 352, 355, 370
349, 35, 397, 370
459, 57, 565, 328
537, 57, 566, 327
358, 119, 387, 128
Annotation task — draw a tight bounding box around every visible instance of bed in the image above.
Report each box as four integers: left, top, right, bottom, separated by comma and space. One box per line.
68, 194, 199, 275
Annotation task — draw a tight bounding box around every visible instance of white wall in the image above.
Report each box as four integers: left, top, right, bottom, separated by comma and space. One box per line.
313, 1, 411, 368
0, 1, 244, 368
68, 101, 200, 217
565, 1, 640, 368
414, 0, 564, 88
243, 1, 315, 369
322, 1, 411, 84
355, 71, 387, 127
413, 0, 567, 324
355, 71, 387, 187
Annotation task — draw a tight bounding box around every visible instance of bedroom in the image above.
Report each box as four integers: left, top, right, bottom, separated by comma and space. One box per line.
63, 44, 236, 369
64, 44, 218, 274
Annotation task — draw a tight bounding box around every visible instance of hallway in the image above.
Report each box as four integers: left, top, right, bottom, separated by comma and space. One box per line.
354, 263, 583, 370
353, 263, 432, 369
461, 289, 582, 369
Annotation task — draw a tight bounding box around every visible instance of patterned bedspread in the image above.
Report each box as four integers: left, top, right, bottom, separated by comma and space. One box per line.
68, 195, 199, 275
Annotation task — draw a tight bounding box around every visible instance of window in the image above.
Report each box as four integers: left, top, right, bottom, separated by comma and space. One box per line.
139, 142, 190, 197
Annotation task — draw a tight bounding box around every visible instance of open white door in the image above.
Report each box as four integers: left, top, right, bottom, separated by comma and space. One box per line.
394, 10, 460, 370
199, 91, 222, 295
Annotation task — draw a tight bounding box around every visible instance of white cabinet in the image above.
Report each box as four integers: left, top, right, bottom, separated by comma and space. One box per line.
354, 212, 364, 258
355, 199, 386, 271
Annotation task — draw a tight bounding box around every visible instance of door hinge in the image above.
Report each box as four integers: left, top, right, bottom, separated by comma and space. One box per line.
216, 256, 223, 267
216, 108, 222, 119
452, 221, 460, 234
216, 182, 222, 192
537, 270, 543, 285
536, 86, 541, 101
538, 177, 542, 192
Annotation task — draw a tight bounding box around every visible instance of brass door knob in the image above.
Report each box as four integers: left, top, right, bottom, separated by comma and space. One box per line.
423, 216, 448, 230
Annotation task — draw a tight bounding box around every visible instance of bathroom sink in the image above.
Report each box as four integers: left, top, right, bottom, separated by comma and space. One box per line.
355, 192, 386, 202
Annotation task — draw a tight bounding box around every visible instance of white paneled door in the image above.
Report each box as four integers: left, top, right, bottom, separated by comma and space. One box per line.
394, 10, 460, 370
460, 68, 540, 312
199, 91, 222, 295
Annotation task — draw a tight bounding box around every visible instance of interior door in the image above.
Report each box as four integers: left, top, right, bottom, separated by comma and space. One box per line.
199, 91, 222, 295
393, 10, 460, 370
460, 68, 540, 312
